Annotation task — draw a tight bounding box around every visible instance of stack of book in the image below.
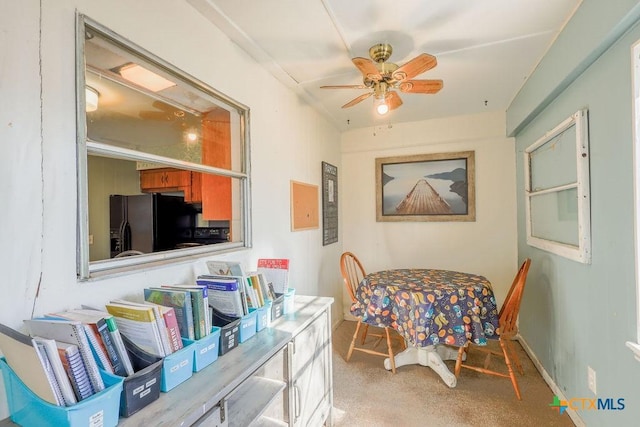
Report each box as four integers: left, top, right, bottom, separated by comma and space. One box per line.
142, 284, 211, 341
0, 317, 113, 407
201, 260, 281, 316
105, 299, 184, 357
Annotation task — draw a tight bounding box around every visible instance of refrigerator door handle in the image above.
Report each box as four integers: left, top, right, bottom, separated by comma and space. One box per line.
121, 221, 132, 252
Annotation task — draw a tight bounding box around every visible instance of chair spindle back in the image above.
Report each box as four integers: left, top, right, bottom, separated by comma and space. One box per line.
340, 252, 366, 303
499, 258, 531, 338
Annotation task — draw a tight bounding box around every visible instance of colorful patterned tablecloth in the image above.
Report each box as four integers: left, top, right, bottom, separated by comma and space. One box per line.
350, 269, 500, 347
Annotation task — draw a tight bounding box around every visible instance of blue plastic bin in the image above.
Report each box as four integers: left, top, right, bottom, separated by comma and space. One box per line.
183, 326, 221, 372
0, 357, 123, 427
239, 309, 258, 343
255, 305, 269, 331
160, 339, 195, 392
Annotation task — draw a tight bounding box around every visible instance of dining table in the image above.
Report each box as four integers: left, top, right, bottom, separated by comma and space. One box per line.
350, 268, 501, 387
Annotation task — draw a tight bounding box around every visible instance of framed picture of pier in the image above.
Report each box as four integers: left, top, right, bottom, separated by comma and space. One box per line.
375, 151, 475, 222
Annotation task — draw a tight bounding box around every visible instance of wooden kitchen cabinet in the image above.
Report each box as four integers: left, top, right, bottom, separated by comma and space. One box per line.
139, 168, 201, 203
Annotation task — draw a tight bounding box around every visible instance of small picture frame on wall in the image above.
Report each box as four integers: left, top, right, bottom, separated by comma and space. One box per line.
375, 151, 476, 222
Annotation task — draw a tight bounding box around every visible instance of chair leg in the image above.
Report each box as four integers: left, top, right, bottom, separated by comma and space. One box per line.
454, 343, 468, 377
361, 323, 370, 345
347, 320, 363, 362
505, 340, 524, 375
500, 339, 522, 400
384, 327, 396, 374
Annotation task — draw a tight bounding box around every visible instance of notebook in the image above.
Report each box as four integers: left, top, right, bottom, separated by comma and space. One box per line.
24, 318, 105, 393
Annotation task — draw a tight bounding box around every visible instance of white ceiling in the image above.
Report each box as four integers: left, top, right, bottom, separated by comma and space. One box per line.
187, 0, 581, 132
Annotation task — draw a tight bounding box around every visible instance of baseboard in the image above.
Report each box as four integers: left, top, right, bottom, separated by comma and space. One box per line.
517, 335, 585, 427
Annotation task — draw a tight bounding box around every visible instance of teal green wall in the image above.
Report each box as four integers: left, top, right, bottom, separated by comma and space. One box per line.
509, 2, 640, 425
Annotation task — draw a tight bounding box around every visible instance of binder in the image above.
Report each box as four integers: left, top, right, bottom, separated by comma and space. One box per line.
0, 323, 58, 404
24, 318, 105, 393
56, 341, 94, 401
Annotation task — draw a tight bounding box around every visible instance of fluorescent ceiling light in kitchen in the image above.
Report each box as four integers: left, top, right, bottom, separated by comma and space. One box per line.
117, 63, 176, 92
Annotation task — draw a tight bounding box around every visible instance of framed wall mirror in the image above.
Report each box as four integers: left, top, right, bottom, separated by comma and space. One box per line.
76, 15, 251, 279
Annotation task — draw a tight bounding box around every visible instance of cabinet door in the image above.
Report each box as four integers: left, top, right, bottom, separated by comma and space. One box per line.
140, 168, 190, 191
290, 311, 331, 426
201, 109, 232, 221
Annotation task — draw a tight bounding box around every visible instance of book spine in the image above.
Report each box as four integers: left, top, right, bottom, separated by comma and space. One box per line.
109, 329, 134, 376
201, 287, 210, 335
104, 316, 134, 376
151, 306, 171, 356
162, 309, 183, 351
190, 290, 206, 339
83, 324, 114, 374
95, 319, 127, 377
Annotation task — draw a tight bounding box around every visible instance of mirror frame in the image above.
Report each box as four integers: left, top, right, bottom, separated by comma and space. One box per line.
75, 14, 252, 279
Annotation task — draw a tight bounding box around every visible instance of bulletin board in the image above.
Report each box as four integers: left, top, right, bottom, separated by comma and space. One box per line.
291, 180, 319, 231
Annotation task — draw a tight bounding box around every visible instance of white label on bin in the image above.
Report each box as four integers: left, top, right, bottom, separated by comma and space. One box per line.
170, 364, 180, 373
89, 410, 104, 427
180, 359, 189, 367
140, 388, 151, 398
133, 385, 144, 395
200, 347, 208, 355
207, 343, 216, 350
146, 378, 157, 387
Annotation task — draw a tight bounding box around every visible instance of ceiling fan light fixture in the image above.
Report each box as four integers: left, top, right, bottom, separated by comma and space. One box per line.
85, 86, 99, 112
375, 96, 389, 115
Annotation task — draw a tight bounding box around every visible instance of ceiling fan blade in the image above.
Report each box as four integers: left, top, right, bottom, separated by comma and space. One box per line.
320, 85, 368, 89
352, 57, 382, 82
392, 53, 437, 81
386, 91, 403, 110
399, 79, 443, 94
342, 92, 373, 109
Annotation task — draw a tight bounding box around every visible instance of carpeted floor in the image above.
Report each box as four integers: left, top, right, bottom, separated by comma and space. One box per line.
331, 320, 575, 427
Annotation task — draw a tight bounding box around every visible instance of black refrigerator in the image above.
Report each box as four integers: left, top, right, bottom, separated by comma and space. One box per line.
109, 194, 194, 258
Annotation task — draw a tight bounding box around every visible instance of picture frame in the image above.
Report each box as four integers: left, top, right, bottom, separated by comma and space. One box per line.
321, 162, 338, 245
375, 151, 475, 222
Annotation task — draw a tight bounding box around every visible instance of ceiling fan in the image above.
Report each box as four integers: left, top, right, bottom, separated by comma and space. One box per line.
321, 43, 443, 115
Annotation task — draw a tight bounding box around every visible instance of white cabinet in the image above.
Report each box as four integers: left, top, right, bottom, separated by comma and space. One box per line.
272, 296, 333, 427
289, 311, 331, 426
116, 296, 333, 427
227, 346, 287, 427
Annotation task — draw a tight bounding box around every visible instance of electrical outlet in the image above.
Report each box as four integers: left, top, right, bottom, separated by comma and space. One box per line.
588, 366, 597, 395
88, 234, 94, 245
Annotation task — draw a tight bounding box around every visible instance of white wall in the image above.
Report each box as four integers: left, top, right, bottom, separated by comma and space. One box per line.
340, 111, 518, 317
0, 0, 343, 417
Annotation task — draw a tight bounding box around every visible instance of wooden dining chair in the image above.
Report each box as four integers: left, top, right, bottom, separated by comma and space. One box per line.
454, 258, 532, 400
340, 252, 405, 373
